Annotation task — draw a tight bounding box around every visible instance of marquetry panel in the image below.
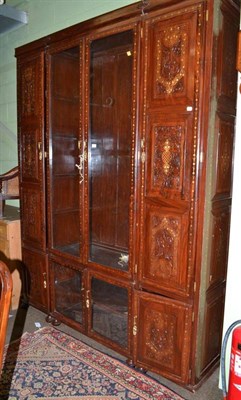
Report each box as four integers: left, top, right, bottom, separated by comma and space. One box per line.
22, 247, 48, 311
22, 65, 36, 116
146, 115, 192, 200
21, 187, 46, 250
208, 206, 231, 288
18, 53, 44, 120
140, 204, 189, 296
21, 129, 41, 182
135, 291, 192, 384
213, 114, 234, 198
147, 7, 202, 106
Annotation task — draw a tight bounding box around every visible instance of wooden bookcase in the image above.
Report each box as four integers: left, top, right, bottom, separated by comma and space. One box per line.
15, 0, 240, 388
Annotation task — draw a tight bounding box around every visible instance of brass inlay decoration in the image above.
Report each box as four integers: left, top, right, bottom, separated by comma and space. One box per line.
86, 290, 90, 309
43, 272, 47, 289
38, 142, 43, 161
133, 316, 138, 336
162, 139, 172, 174
187, 5, 202, 292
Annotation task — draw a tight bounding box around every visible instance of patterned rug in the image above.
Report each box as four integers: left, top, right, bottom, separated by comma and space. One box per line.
0, 327, 185, 399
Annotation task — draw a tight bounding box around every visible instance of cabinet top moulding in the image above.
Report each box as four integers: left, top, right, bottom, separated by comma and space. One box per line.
15, 0, 210, 57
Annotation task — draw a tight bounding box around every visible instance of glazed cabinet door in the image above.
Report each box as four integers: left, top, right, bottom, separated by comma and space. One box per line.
134, 290, 192, 385
49, 258, 85, 331
84, 26, 139, 275
46, 42, 83, 260
87, 272, 132, 356
138, 4, 205, 297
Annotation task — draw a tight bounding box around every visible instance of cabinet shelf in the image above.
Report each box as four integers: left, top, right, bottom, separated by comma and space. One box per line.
90, 243, 128, 270
53, 208, 79, 214
52, 95, 79, 103
52, 133, 78, 139
55, 243, 79, 256
91, 277, 128, 348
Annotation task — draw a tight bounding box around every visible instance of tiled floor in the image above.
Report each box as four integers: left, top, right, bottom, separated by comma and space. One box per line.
6, 305, 224, 400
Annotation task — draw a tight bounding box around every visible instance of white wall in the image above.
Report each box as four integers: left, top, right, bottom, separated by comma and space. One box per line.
221, 71, 241, 387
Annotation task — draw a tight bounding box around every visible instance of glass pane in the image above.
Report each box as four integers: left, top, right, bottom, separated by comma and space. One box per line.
50, 46, 80, 256
91, 278, 128, 348
53, 263, 83, 324
89, 31, 133, 270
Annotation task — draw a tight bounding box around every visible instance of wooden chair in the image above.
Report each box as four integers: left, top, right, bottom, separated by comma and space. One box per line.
0, 261, 13, 374
0, 166, 19, 217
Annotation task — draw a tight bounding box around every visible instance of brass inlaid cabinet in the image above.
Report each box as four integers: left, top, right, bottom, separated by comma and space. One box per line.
16, 0, 239, 388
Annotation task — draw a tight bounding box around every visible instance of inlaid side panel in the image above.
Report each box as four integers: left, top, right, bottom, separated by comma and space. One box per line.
213, 114, 235, 198
21, 187, 45, 250
22, 247, 48, 311
201, 285, 225, 374
18, 52, 45, 186
141, 204, 189, 296
18, 54, 43, 119
208, 206, 231, 288
17, 52, 46, 254
147, 7, 202, 106
146, 115, 192, 200
135, 291, 192, 384
21, 129, 41, 182
217, 5, 239, 110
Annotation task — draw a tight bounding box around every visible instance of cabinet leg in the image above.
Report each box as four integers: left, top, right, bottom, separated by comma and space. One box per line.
46, 314, 54, 324
52, 318, 61, 327
126, 359, 135, 368
46, 314, 61, 326
138, 367, 147, 374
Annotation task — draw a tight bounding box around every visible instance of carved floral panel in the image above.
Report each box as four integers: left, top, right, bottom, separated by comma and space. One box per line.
145, 308, 176, 368
150, 11, 199, 103
150, 214, 179, 279
137, 294, 192, 382
142, 206, 189, 295
155, 25, 187, 96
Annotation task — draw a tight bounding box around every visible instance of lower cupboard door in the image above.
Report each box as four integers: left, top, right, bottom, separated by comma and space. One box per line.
90, 275, 130, 353
22, 247, 49, 312
134, 291, 192, 385
50, 260, 85, 328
